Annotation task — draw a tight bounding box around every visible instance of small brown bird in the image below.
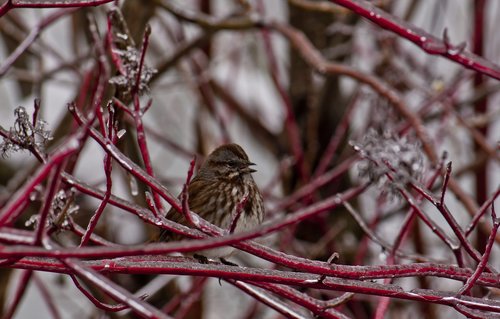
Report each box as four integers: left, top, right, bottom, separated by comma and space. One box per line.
160, 143, 264, 259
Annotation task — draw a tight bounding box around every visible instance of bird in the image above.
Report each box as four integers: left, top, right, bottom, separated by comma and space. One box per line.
159, 143, 264, 260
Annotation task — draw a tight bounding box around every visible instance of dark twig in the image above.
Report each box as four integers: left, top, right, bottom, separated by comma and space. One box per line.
439, 162, 452, 206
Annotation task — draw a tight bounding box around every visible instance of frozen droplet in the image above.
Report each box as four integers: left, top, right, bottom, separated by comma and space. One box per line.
129, 175, 139, 196
449, 242, 460, 251
136, 211, 145, 219
66, 136, 80, 150
154, 218, 163, 226
25, 215, 38, 227
378, 251, 388, 262
117, 129, 126, 139
420, 36, 427, 42
412, 162, 421, 172
122, 161, 132, 170
116, 33, 128, 41
14, 106, 27, 118
333, 195, 343, 204
302, 279, 319, 284
68, 205, 80, 215
29, 191, 38, 201
190, 213, 200, 226
369, 11, 375, 16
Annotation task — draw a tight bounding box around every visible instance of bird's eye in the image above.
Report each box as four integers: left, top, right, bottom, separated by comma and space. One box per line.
225, 160, 237, 167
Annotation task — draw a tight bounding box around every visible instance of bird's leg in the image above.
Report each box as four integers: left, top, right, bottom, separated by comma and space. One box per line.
193, 253, 210, 264
220, 258, 239, 267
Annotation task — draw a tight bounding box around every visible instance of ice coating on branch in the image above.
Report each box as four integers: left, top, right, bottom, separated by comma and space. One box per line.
129, 175, 139, 196
25, 189, 79, 230
51, 189, 80, 228
117, 129, 126, 139
25, 214, 39, 228
0, 106, 52, 157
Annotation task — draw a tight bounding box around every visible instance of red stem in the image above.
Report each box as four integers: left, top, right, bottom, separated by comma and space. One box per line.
0, 0, 113, 16
458, 202, 499, 295
329, 0, 500, 80
409, 181, 493, 272
229, 194, 249, 234
34, 164, 64, 245
257, 1, 309, 183
43, 237, 172, 319
3, 236, 500, 299
313, 91, 359, 178
79, 137, 114, 246
129, 25, 164, 216
388, 159, 446, 258
465, 188, 500, 237
0, 129, 86, 227
0, 184, 367, 260
6, 256, 500, 314
0, 8, 79, 76
32, 274, 62, 319
472, 0, 489, 256
232, 280, 346, 319
69, 275, 133, 312
180, 157, 204, 229
2, 270, 33, 319
173, 277, 207, 319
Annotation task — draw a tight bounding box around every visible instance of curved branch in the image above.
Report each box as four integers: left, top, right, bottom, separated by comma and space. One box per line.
329, 0, 500, 80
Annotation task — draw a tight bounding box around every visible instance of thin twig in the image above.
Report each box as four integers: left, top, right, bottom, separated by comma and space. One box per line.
457, 201, 499, 295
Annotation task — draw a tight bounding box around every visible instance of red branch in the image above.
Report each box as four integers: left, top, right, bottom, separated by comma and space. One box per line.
0, 8, 79, 75
5, 256, 500, 313
329, 0, 500, 80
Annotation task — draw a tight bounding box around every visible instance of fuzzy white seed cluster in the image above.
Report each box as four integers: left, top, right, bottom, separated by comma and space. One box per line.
351, 129, 425, 195
108, 46, 157, 95
0, 106, 52, 157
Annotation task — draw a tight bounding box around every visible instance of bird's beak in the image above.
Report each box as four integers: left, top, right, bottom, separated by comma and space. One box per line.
245, 162, 257, 173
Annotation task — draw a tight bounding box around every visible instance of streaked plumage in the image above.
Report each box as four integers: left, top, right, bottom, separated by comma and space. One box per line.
160, 143, 264, 258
